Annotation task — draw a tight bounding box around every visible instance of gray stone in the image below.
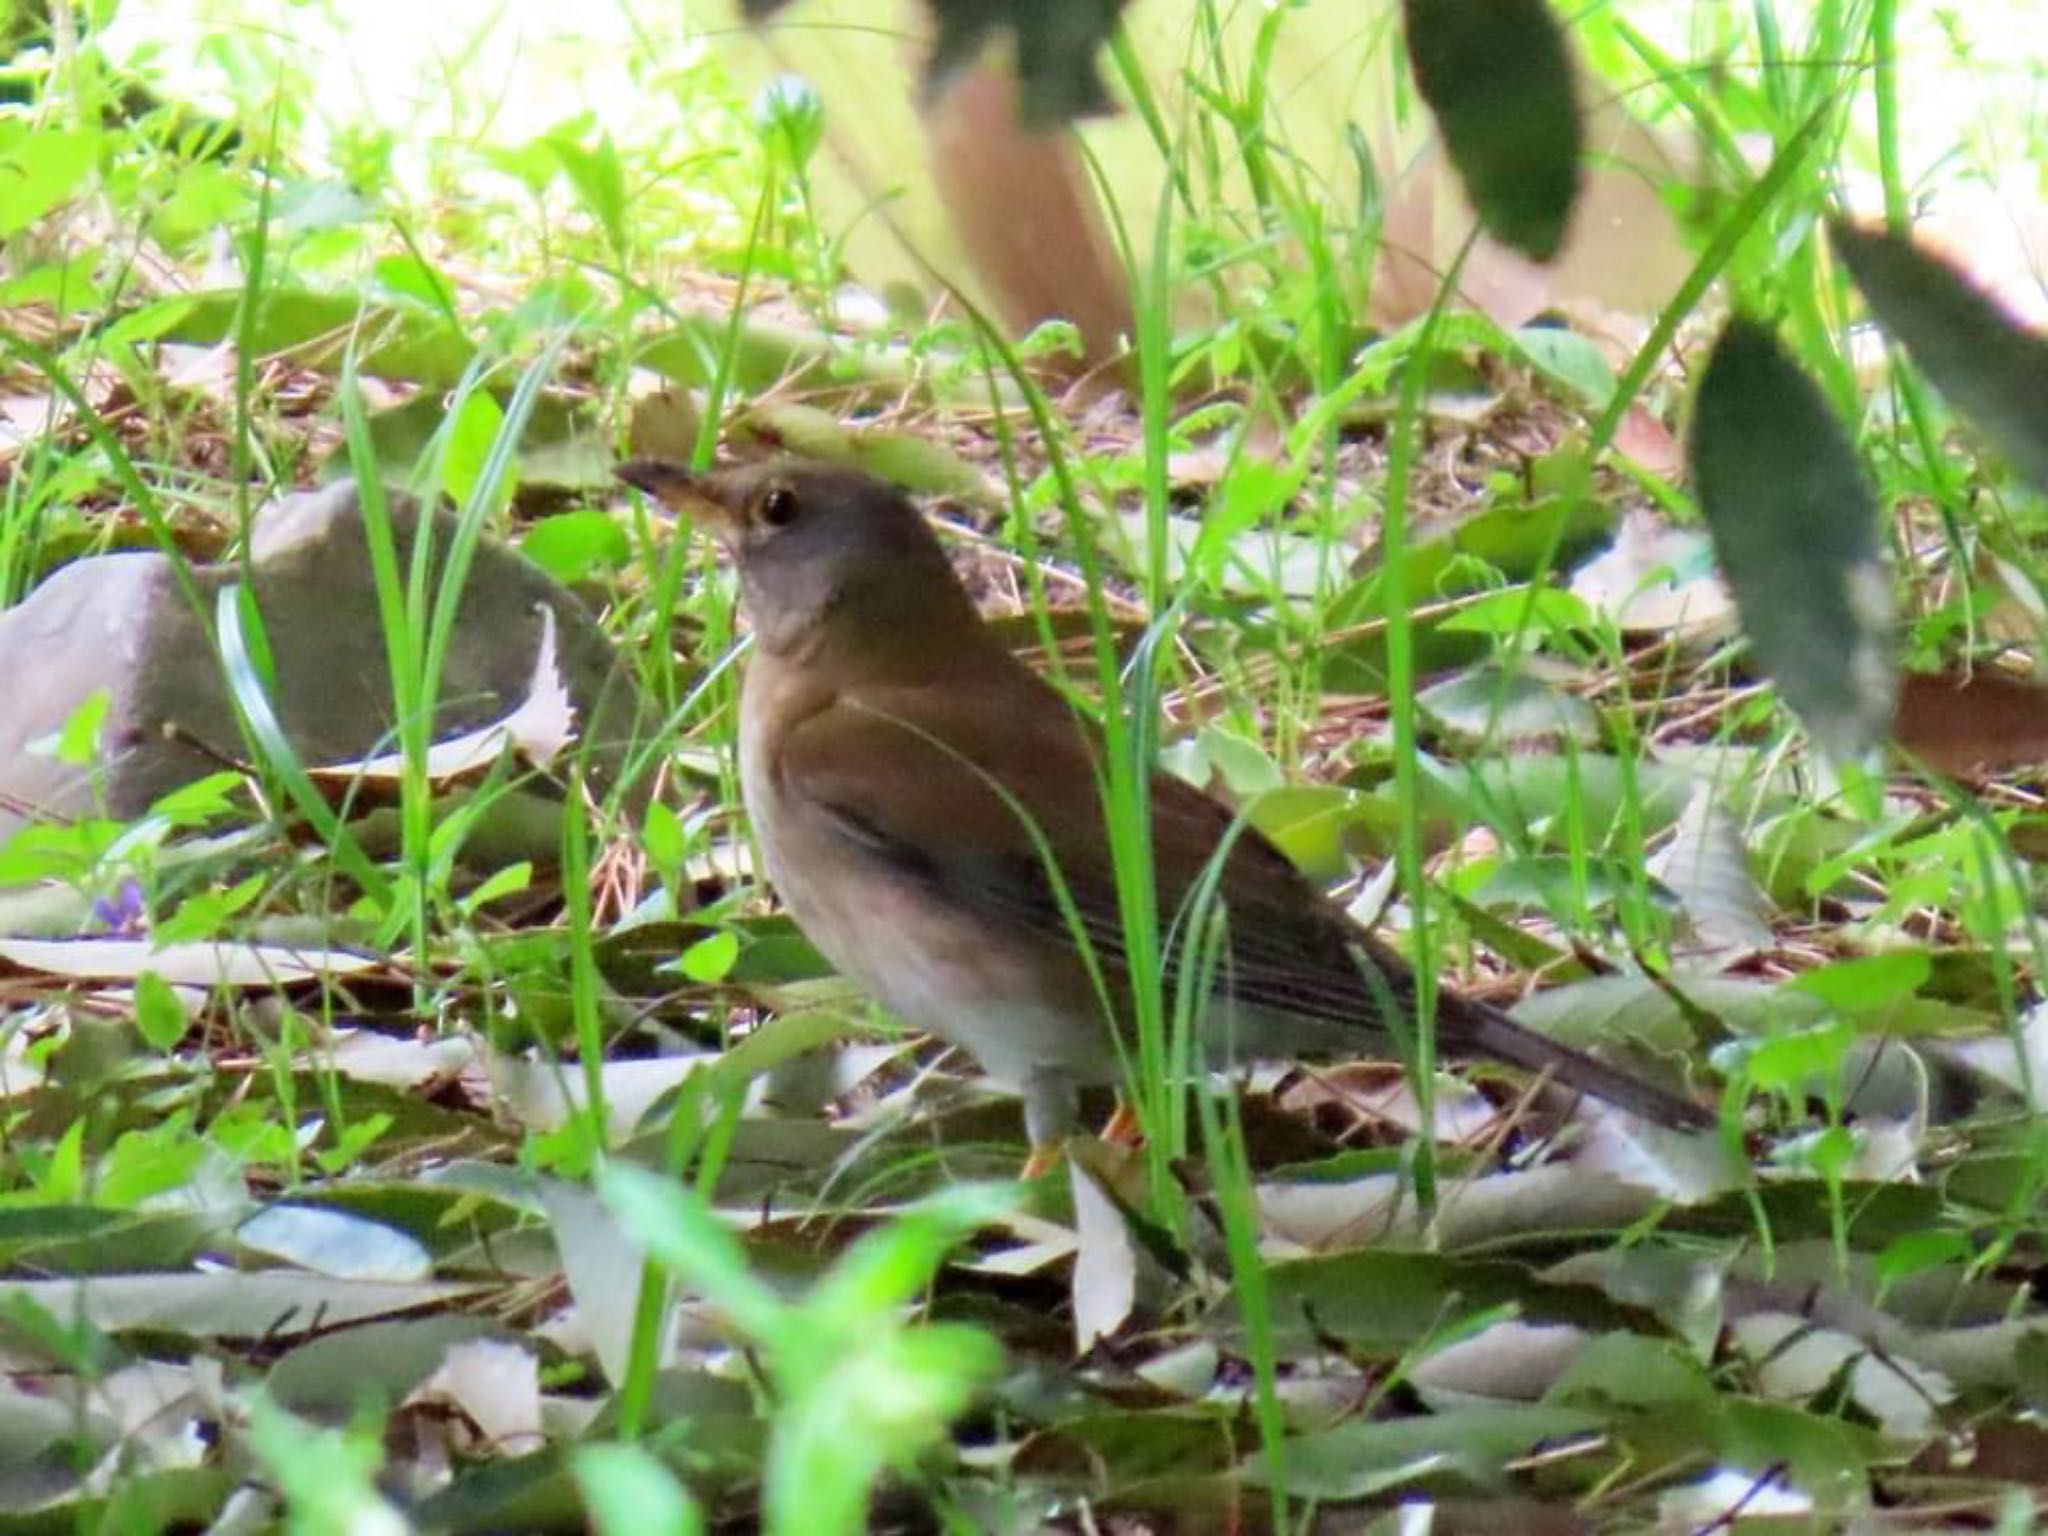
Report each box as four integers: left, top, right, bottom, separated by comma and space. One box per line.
0, 481, 655, 851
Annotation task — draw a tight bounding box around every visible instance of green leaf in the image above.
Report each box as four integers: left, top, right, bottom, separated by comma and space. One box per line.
148, 772, 244, 826
131, 971, 188, 1054
268, 1316, 497, 1421
677, 929, 740, 984
803, 1184, 1015, 1339
1549, 1332, 1715, 1409
153, 874, 266, 946
522, 510, 631, 583
1402, 0, 1581, 261
442, 387, 507, 509
1251, 1249, 1633, 1355
1832, 221, 2048, 499
1246, 785, 1365, 883
147, 287, 475, 387
1510, 973, 1824, 1053
462, 862, 533, 913
642, 802, 689, 874
246, 1395, 405, 1531
1718, 1018, 1857, 1094
852, 431, 989, 500
548, 132, 629, 257
1791, 951, 1930, 1013
1513, 324, 1617, 408
1417, 662, 1599, 743
52, 688, 110, 767
1874, 1229, 1971, 1293
768, 1324, 1000, 1536
0, 125, 95, 238
594, 1164, 787, 1339
1258, 1403, 1604, 1498
575, 1443, 704, 1536
1689, 318, 1893, 763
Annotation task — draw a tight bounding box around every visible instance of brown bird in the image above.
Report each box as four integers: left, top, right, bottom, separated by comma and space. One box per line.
617, 457, 1715, 1148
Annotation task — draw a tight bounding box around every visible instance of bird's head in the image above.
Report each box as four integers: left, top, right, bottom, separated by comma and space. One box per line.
616, 457, 977, 658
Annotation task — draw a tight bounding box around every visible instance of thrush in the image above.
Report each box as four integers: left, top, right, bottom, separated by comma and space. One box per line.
617, 456, 1715, 1147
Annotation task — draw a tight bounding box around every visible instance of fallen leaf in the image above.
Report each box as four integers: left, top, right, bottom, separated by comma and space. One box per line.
1894, 668, 2048, 774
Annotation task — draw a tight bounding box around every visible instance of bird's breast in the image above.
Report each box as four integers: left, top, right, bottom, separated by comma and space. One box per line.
736, 682, 1117, 1087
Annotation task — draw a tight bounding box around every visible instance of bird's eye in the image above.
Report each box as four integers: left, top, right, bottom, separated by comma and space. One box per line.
758, 486, 800, 528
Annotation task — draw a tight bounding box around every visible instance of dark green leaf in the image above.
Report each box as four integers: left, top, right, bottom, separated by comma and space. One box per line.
1402, 0, 1582, 261
1689, 318, 1893, 762
1256, 1403, 1604, 1498
1832, 221, 2048, 498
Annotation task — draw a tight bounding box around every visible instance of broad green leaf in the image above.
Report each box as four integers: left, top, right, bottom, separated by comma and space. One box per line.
0, 1207, 229, 1274
442, 387, 507, 508
1475, 853, 1680, 918
1402, 0, 1581, 261
1513, 323, 1617, 408
802, 1184, 1015, 1337
50, 688, 109, 766
1791, 952, 1930, 1012
853, 431, 988, 499
1418, 749, 1697, 845
1718, 1018, 1857, 1094
521, 510, 631, 584
1549, 1331, 1716, 1408
1875, 1229, 1972, 1294
151, 287, 475, 387
0, 125, 94, 238
1256, 1403, 1603, 1498
131, 971, 189, 1054
246, 1396, 404, 1532
768, 1324, 1001, 1536
1689, 318, 1893, 763
1832, 221, 2048, 499
729, 400, 854, 461
677, 929, 741, 984
0, 1273, 481, 1339
1247, 785, 1366, 882
1417, 663, 1599, 744
1510, 973, 1826, 1053
1249, 1249, 1633, 1354
267, 1316, 497, 1420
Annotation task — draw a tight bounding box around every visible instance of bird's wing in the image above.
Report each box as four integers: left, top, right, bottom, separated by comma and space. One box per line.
771, 678, 1715, 1131
771, 678, 1405, 1019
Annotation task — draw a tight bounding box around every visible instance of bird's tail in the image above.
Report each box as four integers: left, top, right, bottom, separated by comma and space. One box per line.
1446, 992, 1717, 1132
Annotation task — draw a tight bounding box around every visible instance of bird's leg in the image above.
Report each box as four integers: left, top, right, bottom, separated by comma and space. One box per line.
1021, 1070, 1080, 1179
1098, 1098, 1145, 1149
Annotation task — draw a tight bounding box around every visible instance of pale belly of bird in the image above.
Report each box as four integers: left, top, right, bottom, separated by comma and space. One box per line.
760, 825, 1358, 1090
772, 831, 1119, 1086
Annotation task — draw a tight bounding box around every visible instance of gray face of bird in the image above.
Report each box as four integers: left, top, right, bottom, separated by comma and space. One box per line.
618, 456, 986, 662
712, 466, 977, 660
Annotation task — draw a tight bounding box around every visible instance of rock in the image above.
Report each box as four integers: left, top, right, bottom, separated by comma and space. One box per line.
0, 481, 655, 856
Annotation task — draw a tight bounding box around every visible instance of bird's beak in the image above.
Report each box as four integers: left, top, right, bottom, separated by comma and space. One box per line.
614, 458, 743, 533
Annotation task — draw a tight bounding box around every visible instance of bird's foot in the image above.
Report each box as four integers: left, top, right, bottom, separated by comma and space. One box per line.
1021, 1141, 1067, 1180
1098, 1099, 1146, 1149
